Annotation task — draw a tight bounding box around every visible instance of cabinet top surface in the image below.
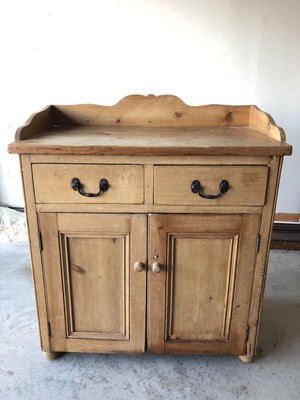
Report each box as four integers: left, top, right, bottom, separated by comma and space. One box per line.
8, 95, 292, 156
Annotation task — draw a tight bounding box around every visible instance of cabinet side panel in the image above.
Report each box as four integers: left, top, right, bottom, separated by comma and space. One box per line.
20, 155, 50, 352
246, 156, 284, 358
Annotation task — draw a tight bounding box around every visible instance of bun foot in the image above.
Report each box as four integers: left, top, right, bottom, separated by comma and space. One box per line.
239, 354, 254, 363
43, 351, 60, 360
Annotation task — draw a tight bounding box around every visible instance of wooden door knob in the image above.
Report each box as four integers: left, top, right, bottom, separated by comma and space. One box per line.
152, 262, 162, 274
134, 261, 144, 273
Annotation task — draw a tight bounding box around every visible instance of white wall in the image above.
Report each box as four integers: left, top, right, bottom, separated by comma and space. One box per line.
1, 0, 299, 212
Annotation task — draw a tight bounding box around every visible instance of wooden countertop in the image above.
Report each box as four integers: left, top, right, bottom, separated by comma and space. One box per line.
8, 125, 292, 156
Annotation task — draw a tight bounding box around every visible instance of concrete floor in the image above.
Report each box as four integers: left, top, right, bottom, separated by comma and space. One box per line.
0, 242, 299, 400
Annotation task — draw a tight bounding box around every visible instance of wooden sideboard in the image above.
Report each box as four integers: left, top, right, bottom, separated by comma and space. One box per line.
8, 95, 292, 362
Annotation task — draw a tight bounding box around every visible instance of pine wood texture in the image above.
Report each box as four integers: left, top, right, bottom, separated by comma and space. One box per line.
8, 126, 291, 156
15, 105, 53, 140
8, 95, 292, 156
19, 155, 51, 352
154, 165, 268, 206
274, 213, 300, 223
43, 351, 60, 360
148, 214, 260, 355
10, 96, 292, 361
30, 154, 271, 165
32, 164, 144, 204
243, 156, 283, 360
40, 213, 147, 354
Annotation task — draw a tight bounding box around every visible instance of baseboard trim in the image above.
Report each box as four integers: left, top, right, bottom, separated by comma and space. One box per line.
274, 213, 300, 223
271, 222, 300, 250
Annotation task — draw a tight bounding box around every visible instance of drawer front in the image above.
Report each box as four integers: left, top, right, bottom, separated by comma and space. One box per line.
32, 164, 144, 204
154, 165, 268, 206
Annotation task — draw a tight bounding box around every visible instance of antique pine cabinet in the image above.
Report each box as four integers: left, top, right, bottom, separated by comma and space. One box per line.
8, 95, 292, 362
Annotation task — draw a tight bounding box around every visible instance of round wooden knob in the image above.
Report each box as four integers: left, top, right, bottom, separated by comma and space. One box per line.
152, 262, 162, 274
134, 261, 144, 273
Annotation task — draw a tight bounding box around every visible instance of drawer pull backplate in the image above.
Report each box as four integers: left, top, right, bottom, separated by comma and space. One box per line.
191, 179, 229, 200
71, 178, 109, 197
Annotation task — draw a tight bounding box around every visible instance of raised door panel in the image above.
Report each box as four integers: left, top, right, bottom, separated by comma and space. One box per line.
39, 213, 147, 354
61, 234, 128, 340
148, 214, 260, 355
167, 233, 238, 342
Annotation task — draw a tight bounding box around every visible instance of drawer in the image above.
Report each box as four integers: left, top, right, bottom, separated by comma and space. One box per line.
32, 164, 144, 204
154, 165, 269, 206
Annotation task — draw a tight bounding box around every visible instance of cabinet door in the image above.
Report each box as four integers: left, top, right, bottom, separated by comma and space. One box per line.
148, 214, 260, 355
39, 213, 147, 354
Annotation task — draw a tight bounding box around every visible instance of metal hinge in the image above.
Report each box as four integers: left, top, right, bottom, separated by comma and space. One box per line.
47, 321, 52, 338
245, 324, 250, 343
256, 233, 261, 253
39, 231, 43, 252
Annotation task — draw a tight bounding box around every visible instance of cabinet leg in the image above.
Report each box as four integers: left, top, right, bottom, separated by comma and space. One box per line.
239, 354, 254, 363
43, 351, 60, 360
